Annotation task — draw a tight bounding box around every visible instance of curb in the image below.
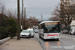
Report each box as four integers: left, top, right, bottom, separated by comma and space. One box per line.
35, 37, 44, 50
0, 37, 11, 45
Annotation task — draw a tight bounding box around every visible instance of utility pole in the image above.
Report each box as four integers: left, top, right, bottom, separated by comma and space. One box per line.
68, 16, 69, 33
41, 14, 43, 21
24, 7, 26, 29
24, 8, 26, 19
22, 0, 24, 30
17, 0, 20, 40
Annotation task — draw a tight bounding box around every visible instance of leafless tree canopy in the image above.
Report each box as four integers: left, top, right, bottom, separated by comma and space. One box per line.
60, 4, 75, 25
0, 4, 6, 15
49, 4, 60, 21
0, 3, 38, 29
50, 3, 75, 27
48, 17, 60, 21
27, 16, 38, 27
52, 5, 60, 18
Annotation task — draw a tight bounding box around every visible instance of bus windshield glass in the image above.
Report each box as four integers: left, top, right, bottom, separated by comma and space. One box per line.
43, 22, 60, 33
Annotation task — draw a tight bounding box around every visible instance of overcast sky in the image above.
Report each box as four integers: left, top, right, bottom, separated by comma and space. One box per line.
1, 0, 60, 20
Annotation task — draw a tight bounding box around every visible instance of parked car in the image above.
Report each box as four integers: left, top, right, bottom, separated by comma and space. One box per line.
27, 28, 34, 38
34, 29, 39, 33
62, 30, 68, 34
62, 30, 71, 34
20, 30, 31, 38
70, 29, 75, 35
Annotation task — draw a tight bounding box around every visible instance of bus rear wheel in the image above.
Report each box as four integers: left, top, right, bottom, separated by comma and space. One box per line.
39, 36, 41, 38
56, 38, 59, 41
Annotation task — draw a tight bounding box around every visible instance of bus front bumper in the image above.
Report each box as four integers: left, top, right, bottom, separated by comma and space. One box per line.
44, 36, 60, 39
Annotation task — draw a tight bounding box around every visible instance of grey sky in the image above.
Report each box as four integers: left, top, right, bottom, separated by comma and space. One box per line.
1, 0, 60, 20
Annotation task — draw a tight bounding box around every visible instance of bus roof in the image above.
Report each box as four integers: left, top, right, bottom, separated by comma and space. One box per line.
39, 21, 59, 25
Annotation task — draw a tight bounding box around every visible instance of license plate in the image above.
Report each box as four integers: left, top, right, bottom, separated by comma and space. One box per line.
50, 37, 54, 39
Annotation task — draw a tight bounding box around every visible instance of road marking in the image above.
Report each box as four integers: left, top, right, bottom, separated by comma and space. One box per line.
51, 45, 75, 49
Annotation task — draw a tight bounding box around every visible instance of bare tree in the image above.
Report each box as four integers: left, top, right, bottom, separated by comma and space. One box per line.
48, 17, 60, 21
27, 16, 38, 28
0, 4, 6, 14
51, 3, 75, 26
51, 4, 60, 18
6, 9, 17, 18
6, 9, 13, 17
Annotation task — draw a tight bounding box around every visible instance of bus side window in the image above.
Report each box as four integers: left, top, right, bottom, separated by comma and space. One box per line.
38, 25, 41, 29
38, 25, 40, 29
41, 24, 44, 29
41, 24, 43, 29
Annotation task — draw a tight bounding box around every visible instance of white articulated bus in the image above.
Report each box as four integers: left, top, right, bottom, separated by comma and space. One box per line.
38, 21, 61, 40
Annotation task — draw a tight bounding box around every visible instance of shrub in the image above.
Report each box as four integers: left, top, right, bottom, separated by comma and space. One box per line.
0, 16, 9, 40
8, 18, 17, 38
0, 26, 8, 40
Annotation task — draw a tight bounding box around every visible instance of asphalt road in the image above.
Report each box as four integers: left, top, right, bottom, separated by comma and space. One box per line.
34, 33, 75, 50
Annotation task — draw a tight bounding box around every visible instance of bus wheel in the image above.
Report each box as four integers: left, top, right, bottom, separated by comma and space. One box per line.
43, 39, 46, 41
39, 36, 41, 38
32, 36, 34, 38
56, 39, 59, 41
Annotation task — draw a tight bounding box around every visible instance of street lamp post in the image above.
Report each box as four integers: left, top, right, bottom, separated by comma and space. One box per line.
41, 14, 43, 21
17, 0, 20, 40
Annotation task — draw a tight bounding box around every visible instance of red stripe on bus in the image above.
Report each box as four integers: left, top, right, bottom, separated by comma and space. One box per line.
47, 34, 58, 36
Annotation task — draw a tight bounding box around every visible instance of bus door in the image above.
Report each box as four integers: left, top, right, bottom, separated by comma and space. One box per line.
40, 29, 44, 38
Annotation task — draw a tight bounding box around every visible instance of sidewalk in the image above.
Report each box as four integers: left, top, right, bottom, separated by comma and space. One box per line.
0, 37, 42, 50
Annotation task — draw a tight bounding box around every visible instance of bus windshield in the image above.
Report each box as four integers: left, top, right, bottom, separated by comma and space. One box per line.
43, 22, 60, 33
